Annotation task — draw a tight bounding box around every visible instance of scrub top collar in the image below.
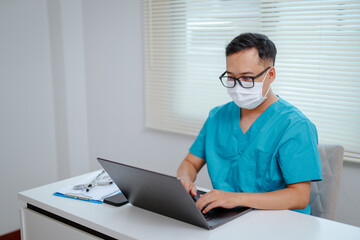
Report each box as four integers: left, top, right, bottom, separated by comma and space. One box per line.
233, 97, 283, 153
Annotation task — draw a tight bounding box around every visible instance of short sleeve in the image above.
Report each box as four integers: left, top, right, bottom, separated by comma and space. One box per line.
278, 120, 322, 185
189, 119, 208, 160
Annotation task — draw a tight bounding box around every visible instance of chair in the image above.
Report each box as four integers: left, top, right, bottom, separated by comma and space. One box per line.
309, 144, 344, 220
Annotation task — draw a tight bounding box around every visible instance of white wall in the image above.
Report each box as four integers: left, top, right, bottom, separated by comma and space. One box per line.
0, 0, 359, 236
0, 0, 58, 235
81, 0, 212, 200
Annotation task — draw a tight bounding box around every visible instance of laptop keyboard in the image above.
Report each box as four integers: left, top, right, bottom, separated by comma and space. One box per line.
191, 190, 216, 221
203, 211, 216, 221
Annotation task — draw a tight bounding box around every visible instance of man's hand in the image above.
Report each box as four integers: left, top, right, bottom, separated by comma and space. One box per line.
195, 181, 311, 213
177, 152, 206, 197
179, 176, 197, 196
195, 190, 239, 213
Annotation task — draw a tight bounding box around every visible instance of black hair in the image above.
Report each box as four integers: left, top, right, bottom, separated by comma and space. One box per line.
225, 33, 277, 66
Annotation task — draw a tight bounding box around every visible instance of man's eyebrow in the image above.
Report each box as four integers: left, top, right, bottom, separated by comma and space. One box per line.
226, 71, 254, 75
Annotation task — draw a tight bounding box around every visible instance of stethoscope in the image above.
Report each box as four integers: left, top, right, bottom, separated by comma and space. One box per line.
72, 170, 113, 192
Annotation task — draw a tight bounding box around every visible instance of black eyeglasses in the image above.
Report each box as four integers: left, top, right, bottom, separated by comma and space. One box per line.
219, 67, 271, 88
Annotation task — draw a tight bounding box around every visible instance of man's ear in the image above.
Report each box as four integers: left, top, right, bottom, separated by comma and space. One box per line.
268, 67, 276, 83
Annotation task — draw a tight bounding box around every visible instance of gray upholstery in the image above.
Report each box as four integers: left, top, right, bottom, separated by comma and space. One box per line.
309, 144, 344, 220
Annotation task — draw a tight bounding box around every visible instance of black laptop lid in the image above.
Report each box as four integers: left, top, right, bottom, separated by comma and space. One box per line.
97, 158, 209, 229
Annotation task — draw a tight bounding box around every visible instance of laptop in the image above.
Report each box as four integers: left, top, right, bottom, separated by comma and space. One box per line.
97, 158, 252, 230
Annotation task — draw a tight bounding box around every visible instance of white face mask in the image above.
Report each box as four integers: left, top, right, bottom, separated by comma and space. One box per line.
227, 70, 271, 109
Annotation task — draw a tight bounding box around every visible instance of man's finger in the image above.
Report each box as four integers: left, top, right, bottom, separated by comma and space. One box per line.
180, 179, 196, 195
203, 202, 218, 214
191, 185, 197, 196
196, 195, 210, 211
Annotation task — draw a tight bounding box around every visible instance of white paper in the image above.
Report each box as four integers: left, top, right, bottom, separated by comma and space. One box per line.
56, 170, 120, 202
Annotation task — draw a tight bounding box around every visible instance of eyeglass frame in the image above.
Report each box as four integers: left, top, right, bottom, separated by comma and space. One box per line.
219, 66, 271, 88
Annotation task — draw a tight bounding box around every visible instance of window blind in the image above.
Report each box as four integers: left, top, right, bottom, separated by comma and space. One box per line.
143, 0, 360, 163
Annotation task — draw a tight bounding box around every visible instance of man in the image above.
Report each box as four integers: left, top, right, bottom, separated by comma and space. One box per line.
177, 33, 322, 215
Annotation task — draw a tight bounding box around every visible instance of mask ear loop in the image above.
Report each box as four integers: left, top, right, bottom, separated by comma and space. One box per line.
262, 69, 271, 98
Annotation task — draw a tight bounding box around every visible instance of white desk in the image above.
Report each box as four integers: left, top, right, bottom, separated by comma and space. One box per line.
18, 171, 360, 240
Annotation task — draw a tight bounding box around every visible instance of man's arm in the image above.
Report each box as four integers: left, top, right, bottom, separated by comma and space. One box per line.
195, 181, 311, 213
177, 152, 206, 196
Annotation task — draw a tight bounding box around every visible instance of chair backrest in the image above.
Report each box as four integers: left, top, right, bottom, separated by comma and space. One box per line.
309, 144, 344, 220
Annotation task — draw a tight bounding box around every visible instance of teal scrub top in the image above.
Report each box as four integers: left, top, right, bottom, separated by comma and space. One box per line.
189, 98, 322, 214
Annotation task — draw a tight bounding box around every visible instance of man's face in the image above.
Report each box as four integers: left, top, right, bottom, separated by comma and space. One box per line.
226, 47, 273, 96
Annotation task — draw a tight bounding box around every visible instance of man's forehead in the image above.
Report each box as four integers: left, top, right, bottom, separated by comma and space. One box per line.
226, 50, 262, 73
226, 49, 271, 73
225, 69, 255, 75
228, 48, 259, 58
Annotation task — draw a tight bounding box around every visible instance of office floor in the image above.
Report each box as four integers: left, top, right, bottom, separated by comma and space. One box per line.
0, 230, 20, 240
